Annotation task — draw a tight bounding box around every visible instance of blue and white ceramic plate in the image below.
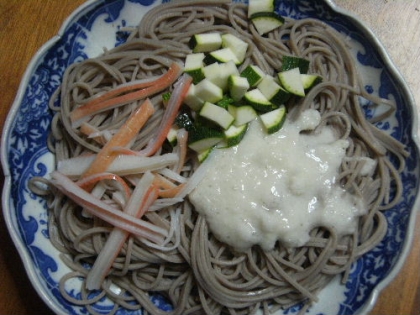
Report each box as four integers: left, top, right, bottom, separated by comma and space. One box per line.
1, 0, 419, 314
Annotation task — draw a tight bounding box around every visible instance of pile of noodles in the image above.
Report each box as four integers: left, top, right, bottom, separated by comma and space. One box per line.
30, 1, 408, 314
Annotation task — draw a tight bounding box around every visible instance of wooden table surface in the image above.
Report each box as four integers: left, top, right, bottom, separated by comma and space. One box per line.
0, 1, 419, 314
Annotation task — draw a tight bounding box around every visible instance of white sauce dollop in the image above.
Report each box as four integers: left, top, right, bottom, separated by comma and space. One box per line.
189, 109, 366, 252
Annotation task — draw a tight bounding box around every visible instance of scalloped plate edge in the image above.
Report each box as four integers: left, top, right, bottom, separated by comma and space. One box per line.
0, 2, 99, 314
325, 1, 420, 314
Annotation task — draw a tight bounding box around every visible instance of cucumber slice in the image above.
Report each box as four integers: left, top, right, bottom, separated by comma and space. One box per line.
224, 124, 248, 147
301, 74, 322, 91
228, 105, 258, 126
244, 89, 276, 112
219, 60, 240, 91
257, 75, 290, 106
282, 55, 310, 74
195, 78, 224, 103
197, 146, 214, 162
259, 106, 287, 134
189, 137, 223, 153
202, 63, 223, 88
228, 74, 250, 101
189, 33, 222, 53
221, 33, 248, 64
248, 0, 274, 17
166, 125, 179, 146
240, 64, 265, 87
199, 101, 235, 130
203, 61, 239, 91
188, 125, 224, 152
250, 12, 285, 35
184, 53, 206, 83
217, 95, 235, 110
183, 84, 204, 111
204, 48, 240, 65
278, 68, 305, 97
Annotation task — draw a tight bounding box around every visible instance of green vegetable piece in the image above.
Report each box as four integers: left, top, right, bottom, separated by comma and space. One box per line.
259, 106, 287, 134
240, 65, 265, 87
224, 123, 248, 147
282, 55, 310, 74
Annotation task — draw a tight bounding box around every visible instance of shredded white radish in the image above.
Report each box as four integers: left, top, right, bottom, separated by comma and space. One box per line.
81, 182, 107, 218
149, 197, 184, 212
57, 153, 178, 178
176, 157, 212, 199
157, 168, 188, 184
172, 128, 189, 174
86, 172, 156, 290
49, 171, 167, 241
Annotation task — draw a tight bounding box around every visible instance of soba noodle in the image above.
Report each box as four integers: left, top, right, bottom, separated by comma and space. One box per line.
30, 1, 408, 314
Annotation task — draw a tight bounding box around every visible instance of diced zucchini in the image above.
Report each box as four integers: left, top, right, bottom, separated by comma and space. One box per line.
204, 48, 240, 65
189, 33, 222, 53
189, 137, 223, 153
224, 124, 248, 147
199, 101, 235, 129
188, 125, 224, 152
203, 63, 223, 87
278, 67, 305, 97
248, 0, 275, 17
282, 55, 310, 74
219, 61, 240, 91
240, 64, 265, 87
228, 74, 250, 101
197, 146, 214, 162
166, 125, 179, 146
228, 105, 258, 126
244, 89, 276, 112
301, 74, 322, 91
257, 75, 290, 106
259, 106, 287, 134
221, 33, 248, 64
203, 61, 238, 91
217, 95, 235, 110
184, 53, 206, 84
250, 12, 285, 35
195, 78, 224, 103
183, 84, 204, 111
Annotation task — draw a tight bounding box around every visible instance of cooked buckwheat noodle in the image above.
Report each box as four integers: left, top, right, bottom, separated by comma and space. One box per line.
29, 1, 408, 314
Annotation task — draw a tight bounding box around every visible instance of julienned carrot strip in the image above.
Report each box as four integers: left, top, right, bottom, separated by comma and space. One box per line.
81, 76, 160, 111
153, 173, 177, 190
79, 123, 95, 138
76, 172, 132, 200
138, 74, 192, 157
49, 171, 167, 242
81, 99, 155, 189
158, 183, 186, 198
108, 146, 140, 156
70, 62, 183, 127
152, 172, 186, 198
138, 184, 160, 218
85, 173, 159, 290
80, 122, 115, 145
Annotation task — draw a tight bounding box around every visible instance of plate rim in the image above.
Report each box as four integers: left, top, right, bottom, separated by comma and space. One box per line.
324, 1, 420, 313
1, 0, 419, 314
0, 1, 99, 314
